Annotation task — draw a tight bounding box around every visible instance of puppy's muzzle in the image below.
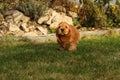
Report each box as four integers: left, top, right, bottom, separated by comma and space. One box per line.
61, 28, 64, 32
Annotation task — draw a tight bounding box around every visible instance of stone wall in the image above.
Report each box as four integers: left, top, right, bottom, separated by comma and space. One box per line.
0, 8, 73, 38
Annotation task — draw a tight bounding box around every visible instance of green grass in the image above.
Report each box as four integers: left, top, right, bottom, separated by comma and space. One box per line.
0, 36, 120, 80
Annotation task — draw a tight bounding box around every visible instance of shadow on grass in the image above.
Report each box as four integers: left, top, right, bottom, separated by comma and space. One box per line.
0, 42, 58, 64
0, 36, 120, 66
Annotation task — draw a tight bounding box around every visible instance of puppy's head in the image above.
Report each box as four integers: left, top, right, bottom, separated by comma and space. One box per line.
57, 22, 70, 35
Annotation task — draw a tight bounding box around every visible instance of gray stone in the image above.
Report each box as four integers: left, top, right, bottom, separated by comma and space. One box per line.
21, 15, 30, 23
24, 34, 56, 43
5, 16, 13, 23
21, 23, 29, 32
29, 25, 35, 32
22, 32, 38, 38
47, 9, 73, 29
4, 10, 30, 24
8, 23, 20, 32
38, 8, 73, 29
17, 29, 120, 43
12, 10, 24, 23
36, 26, 48, 35
14, 31, 24, 37
68, 11, 78, 18
38, 16, 49, 24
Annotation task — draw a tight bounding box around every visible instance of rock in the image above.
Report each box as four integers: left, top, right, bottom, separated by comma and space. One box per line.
68, 11, 78, 18
80, 30, 108, 38
0, 21, 8, 33
4, 10, 30, 23
23, 34, 56, 43
20, 23, 29, 32
8, 23, 20, 32
4, 10, 22, 24
0, 30, 4, 36
29, 25, 35, 32
22, 32, 38, 38
12, 10, 24, 23
0, 25, 6, 33
5, 16, 14, 23
50, 22, 58, 29
38, 16, 49, 24
21, 15, 30, 23
0, 13, 4, 22
36, 26, 48, 35
14, 31, 24, 37
38, 8, 73, 29
49, 12, 73, 29
2, 21, 8, 27
3, 10, 16, 16
46, 10, 58, 25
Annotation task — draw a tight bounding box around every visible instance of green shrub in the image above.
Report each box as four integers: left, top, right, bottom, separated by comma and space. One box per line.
0, 0, 18, 11
106, 4, 120, 27
49, 0, 67, 8
49, 0, 80, 13
48, 29, 56, 34
16, 0, 49, 21
1, 2, 9, 11
73, 18, 81, 26
78, 0, 107, 28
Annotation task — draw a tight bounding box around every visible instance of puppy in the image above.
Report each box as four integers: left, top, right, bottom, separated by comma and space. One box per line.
56, 22, 80, 51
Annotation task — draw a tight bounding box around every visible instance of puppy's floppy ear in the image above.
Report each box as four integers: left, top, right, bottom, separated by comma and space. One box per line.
67, 24, 72, 35
56, 27, 59, 36
76, 26, 81, 29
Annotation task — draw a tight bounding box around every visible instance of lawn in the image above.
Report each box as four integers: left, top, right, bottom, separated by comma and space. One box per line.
0, 36, 120, 80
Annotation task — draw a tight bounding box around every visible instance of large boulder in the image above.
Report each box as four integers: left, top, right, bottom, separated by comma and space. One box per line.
4, 10, 30, 24
38, 8, 73, 29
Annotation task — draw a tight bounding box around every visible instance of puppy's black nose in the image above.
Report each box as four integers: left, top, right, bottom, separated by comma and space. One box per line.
61, 29, 64, 32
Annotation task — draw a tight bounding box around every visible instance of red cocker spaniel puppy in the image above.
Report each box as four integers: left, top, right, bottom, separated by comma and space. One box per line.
56, 22, 80, 51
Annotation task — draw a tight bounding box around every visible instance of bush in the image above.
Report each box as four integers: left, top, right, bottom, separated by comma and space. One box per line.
49, 0, 80, 13
16, 0, 49, 21
106, 4, 120, 27
73, 18, 81, 26
0, 2, 9, 11
0, 0, 18, 12
78, 0, 107, 28
49, 0, 67, 8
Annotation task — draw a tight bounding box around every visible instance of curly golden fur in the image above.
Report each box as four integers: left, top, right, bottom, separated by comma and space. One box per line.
56, 22, 80, 51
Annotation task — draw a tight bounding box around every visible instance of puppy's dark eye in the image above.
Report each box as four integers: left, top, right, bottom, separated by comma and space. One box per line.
66, 26, 68, 28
